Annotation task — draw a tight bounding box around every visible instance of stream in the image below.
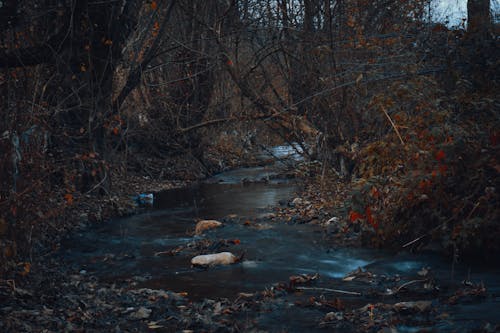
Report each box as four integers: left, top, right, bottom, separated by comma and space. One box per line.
59, 146, 500, 332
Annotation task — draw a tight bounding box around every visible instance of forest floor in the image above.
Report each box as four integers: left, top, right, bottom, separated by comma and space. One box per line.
1, 155, 498, 332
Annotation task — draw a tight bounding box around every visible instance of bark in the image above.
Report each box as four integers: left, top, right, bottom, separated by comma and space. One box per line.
467, 0, 491, 37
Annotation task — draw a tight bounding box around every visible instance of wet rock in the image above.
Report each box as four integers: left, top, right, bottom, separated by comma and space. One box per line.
291, 197, 311, 206
241, 260, 258, 268
252, 223, 273, 230
393, 300, 432, 313
323, 311, 344, 322
129, 307, 152, 320
260, 212, 276, 219
191, 252, 237, 267
195, 220, 222, 235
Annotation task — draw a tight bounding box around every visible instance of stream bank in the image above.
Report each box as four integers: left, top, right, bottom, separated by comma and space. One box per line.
1, 146, 499, 332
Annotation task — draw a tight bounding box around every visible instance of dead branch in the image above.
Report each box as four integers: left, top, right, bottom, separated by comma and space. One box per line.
295, 286, 362, 296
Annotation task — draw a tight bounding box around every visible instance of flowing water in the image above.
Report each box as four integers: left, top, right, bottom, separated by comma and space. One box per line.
60, 146, 500, 331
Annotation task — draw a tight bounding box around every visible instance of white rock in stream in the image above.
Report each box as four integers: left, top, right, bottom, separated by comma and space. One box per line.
194, 220, 222, 235
191, 252, 237, 267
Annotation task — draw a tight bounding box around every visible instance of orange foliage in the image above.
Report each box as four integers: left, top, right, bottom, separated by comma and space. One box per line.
64, 193, 74, 205
349, 211, 364, 222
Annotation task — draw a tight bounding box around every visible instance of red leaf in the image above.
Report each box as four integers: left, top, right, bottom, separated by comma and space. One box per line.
435, 150, 445, 161
439, 164, 448, 175
419, 179, 431, 190
365, 206, 378, 229
490, 132, 499, 146
349, 211, 363, 222
370, 186, 380, 198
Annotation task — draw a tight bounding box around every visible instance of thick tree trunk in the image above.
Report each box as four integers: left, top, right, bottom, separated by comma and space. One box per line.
467, 0, 491, 37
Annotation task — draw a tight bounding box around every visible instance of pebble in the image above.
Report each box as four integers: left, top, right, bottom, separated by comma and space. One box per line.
129, 307, 152, 320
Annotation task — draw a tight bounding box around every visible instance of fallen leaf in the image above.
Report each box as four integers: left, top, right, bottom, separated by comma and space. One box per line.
148, 322, 163, 329
64, 193, 74, 205
289, 273, 319, 285
343, 276, 356, 282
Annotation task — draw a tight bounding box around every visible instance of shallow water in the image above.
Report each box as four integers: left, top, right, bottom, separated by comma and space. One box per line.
60, 148, 500, 331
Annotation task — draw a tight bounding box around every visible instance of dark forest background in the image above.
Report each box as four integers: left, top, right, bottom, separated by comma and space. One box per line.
1, 0, 498, 276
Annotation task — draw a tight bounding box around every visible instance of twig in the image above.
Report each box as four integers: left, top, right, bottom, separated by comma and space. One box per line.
394, 279, 428, 293
402, 234, 427, 248
466, 201, 481, 219
84, 172, 109, 195
154, 251, 172, 256
295, 286, 361, 296
381, 106, 405, 145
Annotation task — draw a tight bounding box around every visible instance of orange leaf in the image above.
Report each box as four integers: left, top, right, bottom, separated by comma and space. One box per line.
151, 1, 157, 10
64, 193, 74, 205
112, 127, 120, 135
19, 262, 31, 276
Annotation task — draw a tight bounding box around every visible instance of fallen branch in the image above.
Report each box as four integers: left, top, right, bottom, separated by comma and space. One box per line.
295, 286, 362, 296
402, 234, 428, 248
177, 112, 283, 133
394, 279, 428, 293
381, 106, 405, 146
178, 117, 237, 133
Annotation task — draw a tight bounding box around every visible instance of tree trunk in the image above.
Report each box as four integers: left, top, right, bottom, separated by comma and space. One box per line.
467, 0, 491, 37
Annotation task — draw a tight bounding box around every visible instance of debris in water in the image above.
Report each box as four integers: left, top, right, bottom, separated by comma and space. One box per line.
393, 300, 433, 313
194, 220, 223, 235
289, 273, 320, 286
132, 193, 154, 206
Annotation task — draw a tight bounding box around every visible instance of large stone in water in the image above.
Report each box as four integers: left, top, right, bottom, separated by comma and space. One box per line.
194, 219, 222, 235
191, 252, 237, 266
